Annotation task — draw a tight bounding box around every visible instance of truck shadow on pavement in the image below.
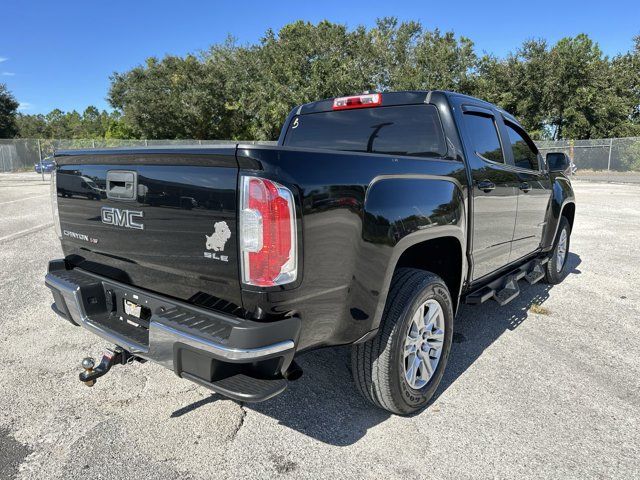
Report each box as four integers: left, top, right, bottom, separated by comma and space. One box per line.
433, 252, 581, 403
173, 253, 582, 446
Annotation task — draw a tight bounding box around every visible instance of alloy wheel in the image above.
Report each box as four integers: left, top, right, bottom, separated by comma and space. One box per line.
556, 228, 568, 273
403, 299, 445, 390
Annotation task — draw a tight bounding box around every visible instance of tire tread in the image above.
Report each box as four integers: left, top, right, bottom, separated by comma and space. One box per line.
544, 216, 571, 284
351, 268, 447, 414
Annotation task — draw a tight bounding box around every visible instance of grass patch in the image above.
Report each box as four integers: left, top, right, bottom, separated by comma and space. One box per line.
529, 303, 551, 315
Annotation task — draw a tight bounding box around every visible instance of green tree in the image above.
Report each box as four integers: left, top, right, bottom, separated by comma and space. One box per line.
16, 107, 125, 139
474, 34, 640, 140
474, 40, 550, 138
109, 54, 234, 139
0, 84, 19, 138
368, 17, 422, 91
15, 113, 47, 137
108, 19, 479, 141
546, 34, 609, 139
105, 113, 140, 139
244, 20, 377, 139
10, 19, 636, 144
80, 106, 104, 138
607, 35, 640, 137
371, 18, 476, 92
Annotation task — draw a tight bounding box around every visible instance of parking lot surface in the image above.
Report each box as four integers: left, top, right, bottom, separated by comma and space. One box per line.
0, 173, 638, 479
573, 170, 640, 184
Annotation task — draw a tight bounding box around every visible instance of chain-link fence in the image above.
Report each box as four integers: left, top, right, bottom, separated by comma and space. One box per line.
1, 137, 639, 173
536, 137, 640, 172
0, 139, 41, 172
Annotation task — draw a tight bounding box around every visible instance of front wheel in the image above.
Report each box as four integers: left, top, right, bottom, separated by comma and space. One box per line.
544, 216, 571, 284
351, 268, 454, 415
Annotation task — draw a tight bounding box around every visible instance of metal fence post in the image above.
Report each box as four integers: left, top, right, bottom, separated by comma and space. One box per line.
1, 145, 6, 173
37, 139, 44, 181
569, 139, 574, 163
607, 138, 613, 171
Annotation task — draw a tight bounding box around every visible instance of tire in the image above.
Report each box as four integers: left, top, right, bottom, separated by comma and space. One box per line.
351, 268, 454, 415
544, 216, 571, 284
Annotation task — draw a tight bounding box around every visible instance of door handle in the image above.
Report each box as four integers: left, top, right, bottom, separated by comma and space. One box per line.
477, 180, 495, 193
519, 182, 532, 193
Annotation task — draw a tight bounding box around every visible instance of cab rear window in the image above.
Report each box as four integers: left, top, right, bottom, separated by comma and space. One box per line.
283, 104, 447, 158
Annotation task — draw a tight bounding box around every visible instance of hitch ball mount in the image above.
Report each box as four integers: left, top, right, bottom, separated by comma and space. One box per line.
79, 346, 141, 387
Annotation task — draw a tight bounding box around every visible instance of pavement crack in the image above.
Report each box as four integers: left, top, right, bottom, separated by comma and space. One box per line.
231, 403, 246, 441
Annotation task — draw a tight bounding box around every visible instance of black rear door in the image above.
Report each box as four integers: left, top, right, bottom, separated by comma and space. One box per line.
456, 103, 520, 280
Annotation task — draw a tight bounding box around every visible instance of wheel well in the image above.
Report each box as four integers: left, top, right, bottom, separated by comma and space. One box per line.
562, 202, 575, 230
395, 237, 463, 312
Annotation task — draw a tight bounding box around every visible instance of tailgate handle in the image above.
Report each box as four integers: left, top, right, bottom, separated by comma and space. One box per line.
106, 170, 137, 201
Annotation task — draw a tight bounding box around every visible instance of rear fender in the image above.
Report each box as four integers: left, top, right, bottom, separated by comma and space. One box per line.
349, 175, 467, 332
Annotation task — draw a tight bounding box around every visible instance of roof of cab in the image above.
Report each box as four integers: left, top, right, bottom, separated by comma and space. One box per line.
296, 90, 433, 115
295, 90, 523, 127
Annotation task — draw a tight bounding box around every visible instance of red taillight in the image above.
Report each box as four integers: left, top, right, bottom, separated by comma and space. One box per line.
239, 176, 297, 287
332, 93, 382, 110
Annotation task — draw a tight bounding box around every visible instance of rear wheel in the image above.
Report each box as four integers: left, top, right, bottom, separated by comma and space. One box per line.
351, 268, 454, 415
544, 216, 571, 284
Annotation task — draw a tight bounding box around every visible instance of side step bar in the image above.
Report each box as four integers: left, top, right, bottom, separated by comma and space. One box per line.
465, 257, 549, 307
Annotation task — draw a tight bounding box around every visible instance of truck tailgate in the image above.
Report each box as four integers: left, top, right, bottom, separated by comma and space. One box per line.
54, 148, 243, 310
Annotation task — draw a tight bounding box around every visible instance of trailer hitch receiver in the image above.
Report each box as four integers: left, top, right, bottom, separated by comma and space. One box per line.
79, 347, 135, 387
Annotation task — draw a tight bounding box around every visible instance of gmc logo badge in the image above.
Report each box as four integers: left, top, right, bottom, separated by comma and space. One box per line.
101, 207, 144, 230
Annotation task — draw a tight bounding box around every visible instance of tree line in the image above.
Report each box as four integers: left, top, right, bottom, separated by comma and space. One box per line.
3, 18, 640, 141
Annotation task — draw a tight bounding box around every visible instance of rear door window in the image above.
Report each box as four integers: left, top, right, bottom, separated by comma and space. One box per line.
283, 104, 447, 158
505, 123, 539, 170
463, 113, 504, 163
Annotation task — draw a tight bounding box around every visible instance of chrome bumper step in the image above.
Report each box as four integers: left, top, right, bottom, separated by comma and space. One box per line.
45, 263, 301, 401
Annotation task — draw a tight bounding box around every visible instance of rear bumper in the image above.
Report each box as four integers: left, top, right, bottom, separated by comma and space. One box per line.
45, 260, 300, 401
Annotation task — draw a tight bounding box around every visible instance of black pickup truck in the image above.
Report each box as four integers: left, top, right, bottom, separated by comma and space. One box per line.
45, 91, 575, 414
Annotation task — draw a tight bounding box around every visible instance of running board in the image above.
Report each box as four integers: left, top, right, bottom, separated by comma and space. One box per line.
465, 257, 549, 307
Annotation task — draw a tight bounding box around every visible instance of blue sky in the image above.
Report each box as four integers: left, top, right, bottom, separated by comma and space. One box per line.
2, 0, 638, 114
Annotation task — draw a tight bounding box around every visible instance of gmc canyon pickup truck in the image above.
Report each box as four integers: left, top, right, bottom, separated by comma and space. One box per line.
45, 91, 575, 415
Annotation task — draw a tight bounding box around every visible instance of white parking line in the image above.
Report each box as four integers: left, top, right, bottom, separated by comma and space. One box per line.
0, 194, 48, 206
0, 222, 53, 243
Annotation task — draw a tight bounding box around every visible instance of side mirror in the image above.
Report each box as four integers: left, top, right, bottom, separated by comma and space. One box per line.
546, 152, 570, 173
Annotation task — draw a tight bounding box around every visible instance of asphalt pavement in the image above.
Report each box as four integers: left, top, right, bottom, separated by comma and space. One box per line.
572, 170, 640, 184
0, 173, 638, 479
